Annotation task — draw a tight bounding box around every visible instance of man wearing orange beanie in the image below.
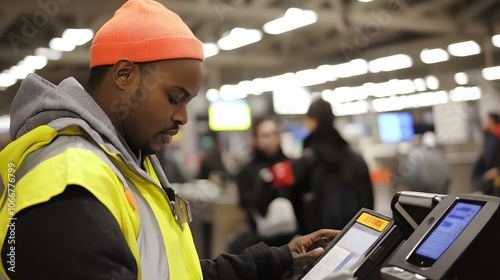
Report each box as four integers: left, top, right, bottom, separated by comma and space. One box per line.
0, 0, 337, 279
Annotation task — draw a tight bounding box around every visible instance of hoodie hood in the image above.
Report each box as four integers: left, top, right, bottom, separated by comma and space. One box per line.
9, 73, 170, 186
11, 74, 137, 159
303, 123, 349, 168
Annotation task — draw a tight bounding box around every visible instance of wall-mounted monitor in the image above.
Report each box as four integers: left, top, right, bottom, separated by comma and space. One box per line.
377, 112, 414, 143
208, 99, 252, 131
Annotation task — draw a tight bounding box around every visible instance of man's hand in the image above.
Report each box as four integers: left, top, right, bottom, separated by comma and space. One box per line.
288, 229, 340, 268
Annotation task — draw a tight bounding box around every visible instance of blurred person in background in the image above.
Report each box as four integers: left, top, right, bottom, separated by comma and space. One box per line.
398, 131, 452, 194
0, 0, 339, 279
197, 132, 230, 181
228, 115, 298, 254
291, 98, 374, 234
471, 112, 500, 195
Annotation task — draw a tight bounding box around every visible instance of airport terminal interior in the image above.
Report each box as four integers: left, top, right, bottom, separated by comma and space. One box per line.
1, 0, 500, 278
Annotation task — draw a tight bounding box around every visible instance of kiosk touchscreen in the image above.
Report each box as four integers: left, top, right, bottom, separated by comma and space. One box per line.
298, 209, 403, 280
381, 194, 500, 280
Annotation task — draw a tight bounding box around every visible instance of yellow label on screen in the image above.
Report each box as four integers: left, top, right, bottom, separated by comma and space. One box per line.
356, 212, 389, 232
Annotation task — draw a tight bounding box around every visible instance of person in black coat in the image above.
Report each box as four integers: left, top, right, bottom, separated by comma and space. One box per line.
293, 99, 374, 234
472, 113, 500, 194
228, 115, 298, 254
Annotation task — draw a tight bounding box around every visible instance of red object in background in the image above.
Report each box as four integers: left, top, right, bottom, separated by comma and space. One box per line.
270, 161, 295, 189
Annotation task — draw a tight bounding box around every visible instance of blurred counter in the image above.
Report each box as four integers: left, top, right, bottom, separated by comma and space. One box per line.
171, 180, 245, 259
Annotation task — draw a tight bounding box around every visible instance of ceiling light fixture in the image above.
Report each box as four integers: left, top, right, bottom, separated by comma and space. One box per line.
447, 40, 481, 57
492, 34, 500, 48
203, 43, 219, 58
368, 54, 412, 73
420, 48, 449, 64
35, 47, 62, 60
454, 72, 469, 85
62, 28, 94, 46
49, 37, 75, 52
217, 28, 262, 51
482, 66, 500, 80
334, 59, 368, 78
263, 8, 317, 35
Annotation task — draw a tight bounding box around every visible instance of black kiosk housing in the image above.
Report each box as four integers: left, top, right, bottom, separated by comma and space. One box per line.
381, 194, 500, 280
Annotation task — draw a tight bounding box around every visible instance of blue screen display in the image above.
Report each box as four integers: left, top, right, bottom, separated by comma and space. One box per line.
377, 112, 414, 143
414, 202, 482, 260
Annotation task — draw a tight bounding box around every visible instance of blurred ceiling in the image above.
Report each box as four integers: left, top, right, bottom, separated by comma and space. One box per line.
1, 0, 500, 114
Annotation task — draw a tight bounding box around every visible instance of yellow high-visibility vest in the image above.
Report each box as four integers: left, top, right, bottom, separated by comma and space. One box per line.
0, 118, 202, 280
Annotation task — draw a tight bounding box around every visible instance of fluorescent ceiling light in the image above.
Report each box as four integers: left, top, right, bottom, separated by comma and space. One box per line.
413, 78, 427, 91
373, 91, 448, 112
321, 86, 368, 104
492, 34, 500, 48
19, 55, 48, 70
425, 75, 439, 90
0, 73, 17, 88
49, 37, 75, 52
35, 47, 62, 60
408, 91, 448, 107
8, 66, 34, 80
454, 72, 469, 85
368, 54, 412, 73
373, 96, 408, 112
206, 89, 219, 102
217, 28, 262, 51
449, 86, 481, 102
0, 115, 10, 134
251, 73, 295, 94
316, 65, 337, 82
482, 66, 500, 80
273, 87, 311, 115
263, 8, 317, 35
447, 40, 481, 57
332, 100, 369, 116
62, 28, 94, 46
219, 84, 247, 100
420, 48, 449, 64
203, 43, 219, 58
295, 69, 326, 86
334, 59, 368, 78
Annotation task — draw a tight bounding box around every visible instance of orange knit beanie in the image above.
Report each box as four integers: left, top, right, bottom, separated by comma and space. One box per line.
90, 0, 204, 68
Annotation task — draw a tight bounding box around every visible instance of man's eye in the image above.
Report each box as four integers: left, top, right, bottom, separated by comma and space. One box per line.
168, 96, 179, 105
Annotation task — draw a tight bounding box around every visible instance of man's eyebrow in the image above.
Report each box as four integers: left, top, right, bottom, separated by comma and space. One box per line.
175, 85, 191, 98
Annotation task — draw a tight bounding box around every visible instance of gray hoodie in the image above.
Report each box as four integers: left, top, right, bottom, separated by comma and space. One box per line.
10, 73, 171, 187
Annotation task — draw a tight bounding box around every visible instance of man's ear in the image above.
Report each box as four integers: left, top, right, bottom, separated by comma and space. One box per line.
112, 59, 137, 91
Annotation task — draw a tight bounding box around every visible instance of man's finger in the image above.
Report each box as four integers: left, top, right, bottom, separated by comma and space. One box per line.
306, 229, 340, 243
305, 247, 324, 260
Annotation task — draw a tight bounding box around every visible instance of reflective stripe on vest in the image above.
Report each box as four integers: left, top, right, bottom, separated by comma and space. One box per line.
0, 118, 202, 280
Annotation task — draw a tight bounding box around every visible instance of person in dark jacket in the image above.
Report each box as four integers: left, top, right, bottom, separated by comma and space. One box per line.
229, 115, 298, 254
293, 98, 374, 234
0, 1, 339, 279
471, 112, 500, 194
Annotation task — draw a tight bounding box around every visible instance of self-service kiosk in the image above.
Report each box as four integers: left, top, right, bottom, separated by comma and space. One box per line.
381, 193, 500, 280
293, 192, 500, 280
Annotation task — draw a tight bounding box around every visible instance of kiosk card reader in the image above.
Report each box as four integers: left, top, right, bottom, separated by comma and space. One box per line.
298, 208, 404, 280
381, 194, 500, 280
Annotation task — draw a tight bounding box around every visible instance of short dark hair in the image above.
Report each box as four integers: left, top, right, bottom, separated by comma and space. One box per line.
306, 98, 334, 126
86, 61, 160, 93
489, 113, 500, 124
